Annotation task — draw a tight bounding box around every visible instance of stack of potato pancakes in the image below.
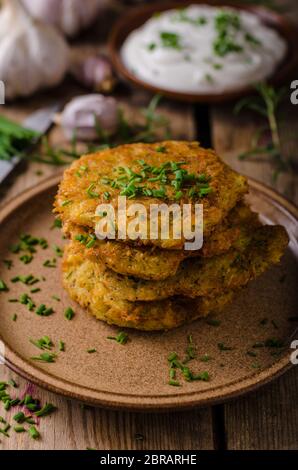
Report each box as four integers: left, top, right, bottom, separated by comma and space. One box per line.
54, 141, 288, 331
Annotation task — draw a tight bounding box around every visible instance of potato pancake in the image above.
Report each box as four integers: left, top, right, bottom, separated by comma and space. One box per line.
62, 242, 234, 330
65, 224, 288, 302
54, 141, 248, 249
63, 202, 260, 280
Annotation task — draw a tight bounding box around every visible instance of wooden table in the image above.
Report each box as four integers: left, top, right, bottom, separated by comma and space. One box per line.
0, 0, 297, 450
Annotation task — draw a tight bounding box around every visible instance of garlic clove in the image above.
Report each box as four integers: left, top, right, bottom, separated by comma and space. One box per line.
21, 0, 107, 37
60, 94, 118, 141
0, 0, 69, 100
71, 54, 117, 93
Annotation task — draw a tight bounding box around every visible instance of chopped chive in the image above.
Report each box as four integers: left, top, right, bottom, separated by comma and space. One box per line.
31, 288, 41, 294
0, 279, 9, 292
218, 342, 233, 351
61, 200, 72, 207
107, 331, 129, 345
53, 245, 63, 258
206, 318, 221, 327
169, 380, 181, 386
13, 411, 26, 423
30, 352, 56, 363
64, 307, 75, 320
12, 313, 17, 322
52, 295, 60, 302
14, 426, 26, 433
3, 260, 13, 270
28, 425, 40, 440
51, 218, 62, 229
86, 183, 99, 198
35, 403, 56, 417
59, 340, 65, 352
30, 336, 53, 351
8, 379, 18, 388
20, 254, 33, 264
35, 304, 54, 317
43, 258, 57, 268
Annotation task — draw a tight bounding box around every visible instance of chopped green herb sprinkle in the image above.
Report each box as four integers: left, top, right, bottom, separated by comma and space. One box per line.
51, 218, 62, 229
59, 340, 65, 352
8, 379, 18, 388
3, 260, 13, 270
28, 425, 40, 440
20, 293, 35, 311
43, 258, 57, 268
107, 331, 129, 345
30, 352, 56, 363
30, 336, 53, 351
87, 349, 97, 354
20, 254, 33, 265
11, 274, 39, 285
0, 279, 9, 292
218, 342, 233, 351
86, 183, 99, 198
53, 245, 63, 258
206, 318, 221, 327
35, 304, 54, 317
64, 307, 75, 320
61, 200, 72, 207
31, 288, 41, 294
35, 403, 56, 417
14, 426, 26, 433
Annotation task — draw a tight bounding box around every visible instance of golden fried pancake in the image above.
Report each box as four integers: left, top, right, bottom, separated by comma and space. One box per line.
55, 141, 248, 250
62, 242, 234, 330
62, 202, 259, 281
65, 224, 288, 302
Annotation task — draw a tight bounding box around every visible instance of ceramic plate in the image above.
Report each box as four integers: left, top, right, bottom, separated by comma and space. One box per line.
0, 175, 297, 410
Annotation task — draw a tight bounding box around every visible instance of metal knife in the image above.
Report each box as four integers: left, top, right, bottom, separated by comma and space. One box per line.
0, 102, 60, 184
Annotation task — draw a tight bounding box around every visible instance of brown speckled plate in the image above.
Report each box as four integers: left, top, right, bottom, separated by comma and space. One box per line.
0, 175, 297, 411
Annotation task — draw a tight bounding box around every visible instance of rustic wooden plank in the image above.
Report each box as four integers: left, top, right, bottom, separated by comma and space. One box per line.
210, 0, 298, 449
0, 367, 214, 450
224, 368, 298, 450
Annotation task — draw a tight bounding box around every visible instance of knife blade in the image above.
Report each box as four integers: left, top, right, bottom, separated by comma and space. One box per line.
0, 102, 60, 184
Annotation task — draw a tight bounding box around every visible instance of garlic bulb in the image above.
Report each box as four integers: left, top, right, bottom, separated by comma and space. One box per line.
0, 0, 69, 100
21, 0, 107, 37
60, 94, 118, 141
70, 54, 116, 93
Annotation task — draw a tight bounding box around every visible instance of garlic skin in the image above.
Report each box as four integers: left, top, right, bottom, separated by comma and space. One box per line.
60, 95, 118, 141
21, 0, 106, 37
0, 0, 69, 100
71, 54, 116, 93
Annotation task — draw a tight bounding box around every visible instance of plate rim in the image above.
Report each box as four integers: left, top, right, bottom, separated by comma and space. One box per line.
108, 0, 298, 104
0, 174, 297, 411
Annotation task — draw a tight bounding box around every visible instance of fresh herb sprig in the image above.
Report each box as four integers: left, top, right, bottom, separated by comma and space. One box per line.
0, 116, 40, 161
235, 82, 294, 181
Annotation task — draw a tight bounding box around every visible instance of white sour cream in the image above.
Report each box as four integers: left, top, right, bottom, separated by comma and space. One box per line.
121, 5, 287, 94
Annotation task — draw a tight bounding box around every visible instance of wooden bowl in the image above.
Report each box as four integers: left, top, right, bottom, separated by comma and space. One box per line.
109, 0, 298, 103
